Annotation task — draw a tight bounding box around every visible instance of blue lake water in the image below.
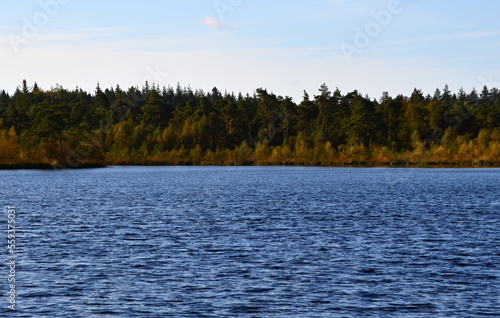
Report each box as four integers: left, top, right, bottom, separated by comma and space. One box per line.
0, 166, 499, 317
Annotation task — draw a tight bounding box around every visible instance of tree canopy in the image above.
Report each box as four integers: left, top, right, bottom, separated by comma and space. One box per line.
0, 81, 499, 167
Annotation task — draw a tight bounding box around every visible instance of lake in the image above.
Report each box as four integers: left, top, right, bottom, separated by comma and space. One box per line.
0, 166, 499, 317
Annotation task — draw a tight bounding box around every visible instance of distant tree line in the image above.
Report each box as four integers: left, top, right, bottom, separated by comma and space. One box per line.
0, 80, 499, 167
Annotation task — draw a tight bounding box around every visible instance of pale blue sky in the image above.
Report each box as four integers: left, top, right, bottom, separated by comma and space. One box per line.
1, 0, 499, 101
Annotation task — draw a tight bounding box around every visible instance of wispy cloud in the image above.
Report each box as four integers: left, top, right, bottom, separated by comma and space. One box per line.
382, 29, 500, 47
200, 16, 225, 29
38, 32, 101, 42
417, 30, 500, 42
0, 35, 489, 101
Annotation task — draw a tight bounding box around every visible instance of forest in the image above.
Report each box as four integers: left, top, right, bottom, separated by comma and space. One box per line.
0, 80, 499, 168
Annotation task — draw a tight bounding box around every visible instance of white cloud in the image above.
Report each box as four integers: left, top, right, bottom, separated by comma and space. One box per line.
200, 16, 225, 29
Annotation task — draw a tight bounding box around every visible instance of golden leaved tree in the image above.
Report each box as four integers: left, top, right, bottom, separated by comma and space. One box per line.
0, 125, 20, 164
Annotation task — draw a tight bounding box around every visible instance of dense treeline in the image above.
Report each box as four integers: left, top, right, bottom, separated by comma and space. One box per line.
0, 80, 499, 167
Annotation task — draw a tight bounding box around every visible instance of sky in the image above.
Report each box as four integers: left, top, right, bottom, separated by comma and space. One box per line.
1, 0, 500, 101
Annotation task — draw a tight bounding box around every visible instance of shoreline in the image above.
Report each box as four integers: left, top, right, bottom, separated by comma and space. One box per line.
0, 163, 107, 170
1, 161, 498, 170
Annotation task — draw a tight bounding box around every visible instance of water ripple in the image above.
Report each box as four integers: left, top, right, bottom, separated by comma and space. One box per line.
0, 167, 498, 317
